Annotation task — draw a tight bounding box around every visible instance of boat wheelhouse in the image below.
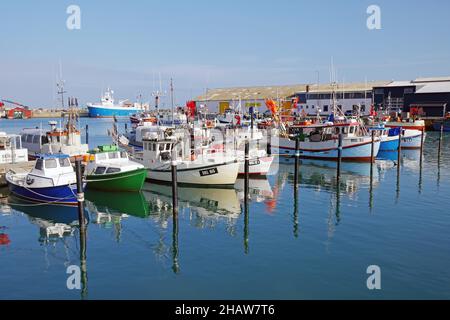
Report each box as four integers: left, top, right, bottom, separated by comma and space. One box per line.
0, 132, 28, 164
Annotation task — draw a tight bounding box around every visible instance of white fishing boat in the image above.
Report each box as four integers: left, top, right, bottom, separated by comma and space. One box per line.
21, 121, 89, 160
0, 132, 28, 164
133, 128, 239, 187
273, 120, 381, 162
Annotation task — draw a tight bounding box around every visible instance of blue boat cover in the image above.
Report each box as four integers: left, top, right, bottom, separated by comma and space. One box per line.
388, 127, 401, 136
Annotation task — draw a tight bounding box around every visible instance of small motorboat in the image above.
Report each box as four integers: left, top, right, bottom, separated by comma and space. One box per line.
84, 145, 147, 192
6, 154, 82, 206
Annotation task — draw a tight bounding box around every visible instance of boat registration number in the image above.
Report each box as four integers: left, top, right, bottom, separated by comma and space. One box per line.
249, 159, 260, 166
200, 168, 219, 177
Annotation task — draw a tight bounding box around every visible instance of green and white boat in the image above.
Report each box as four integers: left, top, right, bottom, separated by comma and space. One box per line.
85, 145, 147, 192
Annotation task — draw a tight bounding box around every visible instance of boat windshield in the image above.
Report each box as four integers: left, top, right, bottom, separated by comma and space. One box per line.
59, 158, 71, 167
45, 159, 58, 169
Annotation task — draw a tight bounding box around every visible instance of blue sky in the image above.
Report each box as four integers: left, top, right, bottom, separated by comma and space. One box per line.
0, 0, 449, 108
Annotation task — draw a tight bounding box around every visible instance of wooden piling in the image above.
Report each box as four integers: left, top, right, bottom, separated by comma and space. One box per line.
267, 128, 272, 156
337, 134, 343, 180
171, 159, 178, 215
85, 124, 89, 145
244, 140, 250, 202
294, 137, 300, 189
75, 158, 85, 227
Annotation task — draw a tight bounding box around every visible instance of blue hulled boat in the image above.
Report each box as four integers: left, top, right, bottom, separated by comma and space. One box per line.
6, 154, 83, 206
368, 126, 400, 151
87, 88, 144, 118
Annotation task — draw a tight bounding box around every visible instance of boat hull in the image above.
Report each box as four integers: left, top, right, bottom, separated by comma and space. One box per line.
87, 105, 143, 118
432, 122, 450, 132
147, 161, 239, 187
7, 182, 79, 206
238, 156, 274, 176
86, 168, 147, 192
401, 130, 426, 149
273, 138, 380, 162
380, 136, 399, 151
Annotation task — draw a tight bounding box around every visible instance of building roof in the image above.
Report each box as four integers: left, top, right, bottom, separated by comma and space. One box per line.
195, 81, 390, 101
382, 80, 414, 87
305, 81, 390, 93
415, 82, 450, 94
195, 84, 309, 101
414, 76, 450, 83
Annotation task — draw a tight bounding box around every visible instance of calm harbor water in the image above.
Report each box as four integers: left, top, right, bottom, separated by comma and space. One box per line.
1, 118, 450, 299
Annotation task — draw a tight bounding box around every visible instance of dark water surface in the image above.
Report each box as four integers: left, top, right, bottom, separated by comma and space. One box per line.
1, 118, 450, 299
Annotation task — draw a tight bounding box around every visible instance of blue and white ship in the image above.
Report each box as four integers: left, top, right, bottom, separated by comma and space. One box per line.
87, 88, 145, 118
6, 154, 83, 206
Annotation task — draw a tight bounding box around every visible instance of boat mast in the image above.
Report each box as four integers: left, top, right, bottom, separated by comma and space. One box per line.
170, 78, 174, 127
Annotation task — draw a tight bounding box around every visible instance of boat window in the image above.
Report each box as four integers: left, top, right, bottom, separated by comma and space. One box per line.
32, 135, 40, 144
26, 135, 33, 143
159, 144, 165, 151
35, 159, 44, 170
41, 136, 49, 145
21, 135, 26, 143
343, 127, 349, 134
335, 127, 340, 134
45, 159, 58, 169
94, 167, 107, 175
349, 127, 355, 134
120, 151, 127, 158
106, 167, 121, 174
59, 158, 71, 167
97, 153, 107, 161
166, 144, 171, 151
108, 152, 119, 159
152, 143, 156, 151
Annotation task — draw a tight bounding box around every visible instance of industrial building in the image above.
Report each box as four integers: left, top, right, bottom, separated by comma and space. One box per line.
292, 81, 389, 116
373, 77, 450, 118
194, 84, 308, 114
195, 82, 389, 116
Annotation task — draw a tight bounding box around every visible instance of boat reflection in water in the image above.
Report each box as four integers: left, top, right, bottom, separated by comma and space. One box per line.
7, 195, 80, 244
142, 183, 241, 231
276, 159, 381, 193
235, 178, 274, 203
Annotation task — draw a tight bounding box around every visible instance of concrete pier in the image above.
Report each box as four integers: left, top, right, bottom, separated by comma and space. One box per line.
0, 161, 35, 186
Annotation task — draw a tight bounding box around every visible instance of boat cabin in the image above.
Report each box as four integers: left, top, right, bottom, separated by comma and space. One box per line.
143, 139, 179, 162
289, 123, 361, 142
86, 145, 132, 175
31, 154, 74, 178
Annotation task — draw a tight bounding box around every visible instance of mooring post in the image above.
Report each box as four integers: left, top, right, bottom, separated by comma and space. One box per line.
420, 128, 425, 164
75, 158, 85, 227
438, 122, 443, 161
85, 124, 89, 145
294, 137, 300, 189
397, 128, 402, 167
171, 158, 178, 215
267, 128, 272, 156
337, 133, 343, 180
370, 130, 375, 163
125, 123, 128, 134
244, 140, 250, 202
